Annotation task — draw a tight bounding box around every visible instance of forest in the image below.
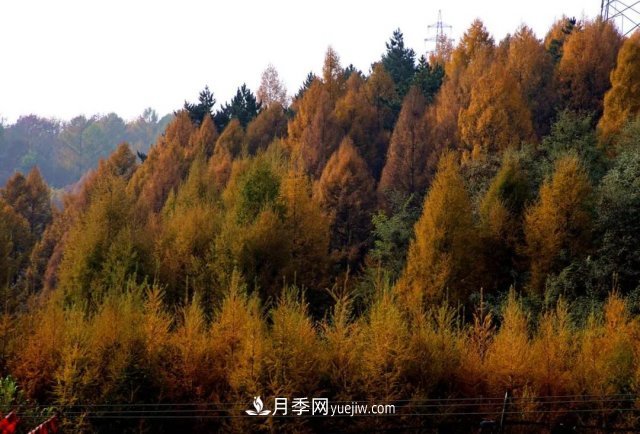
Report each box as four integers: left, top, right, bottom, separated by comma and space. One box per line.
2, 15, 640, 433
0, 109, 172, 188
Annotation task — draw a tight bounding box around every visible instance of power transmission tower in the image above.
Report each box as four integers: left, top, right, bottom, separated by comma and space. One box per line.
425, 10, 453, 56
601, 0, 640, 36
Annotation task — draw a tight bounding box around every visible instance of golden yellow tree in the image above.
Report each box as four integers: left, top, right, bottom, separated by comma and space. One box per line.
285, 47, 346, 179
278, 170, 330, 292
446, 19, 495, 79
524, 155, 592, 294
128, 111, 196, 212
334, 72, 389, 177
189, 113, 218, 157
84, 290, 145, 403
10, 291, 66, 400
316, 138, 376, 267
0, 200, 32, 289
208, 137, 233, 192
484, 291, 532, 395
530, 300, 574, 397
26, 144, 139, 296
245, 103, 288, 154
287, 78, 342, 178
140, 285, 172, 385
155, 158, 220, 305
57, 173, 150, 308
397, 152, 477, 306
265, 290, 321, 397
3, 168, 52, 236
478, 154, 530, 292
167, 294, 213, 400
556, 18, 622, 117
321, 294, 363, 400
361, 290, 409, 401
506, 25, 556, 137
210, 272, 265, 400
215, 118, 245, 158
322, 46, 345, 103
598, 31, 640, 144
364, 62, 399, 129
544, 16, 578, 58
574, 293, 635, 396
405, 304, 464, 396
459, 297, 494, 395
429, 20, 495, 149
459, 59, 533, 153
101, 142, 138, 180
378, 86, 430, 202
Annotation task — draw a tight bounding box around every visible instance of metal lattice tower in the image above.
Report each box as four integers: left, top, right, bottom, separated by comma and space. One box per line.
425, 10, 453, 56
601, 0, 640, 36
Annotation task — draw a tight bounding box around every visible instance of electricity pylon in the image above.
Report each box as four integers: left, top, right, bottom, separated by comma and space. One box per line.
601, 0, 640, 35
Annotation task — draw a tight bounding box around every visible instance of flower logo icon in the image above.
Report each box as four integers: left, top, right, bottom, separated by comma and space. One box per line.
246, 396, 271, 416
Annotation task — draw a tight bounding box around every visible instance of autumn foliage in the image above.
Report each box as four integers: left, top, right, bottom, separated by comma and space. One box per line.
2, 17, 640, 433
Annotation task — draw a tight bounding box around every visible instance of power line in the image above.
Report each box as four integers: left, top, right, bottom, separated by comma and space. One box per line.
13, 407, 640, 419
12, 396, 640, 420
12, 393, 640, 410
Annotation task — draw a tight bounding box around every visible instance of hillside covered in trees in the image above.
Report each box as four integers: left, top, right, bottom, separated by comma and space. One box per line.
2, 16, 640, 433
0, 109, 173, 188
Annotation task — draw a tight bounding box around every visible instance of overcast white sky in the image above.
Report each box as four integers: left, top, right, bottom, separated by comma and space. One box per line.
0, 0, 601, 124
